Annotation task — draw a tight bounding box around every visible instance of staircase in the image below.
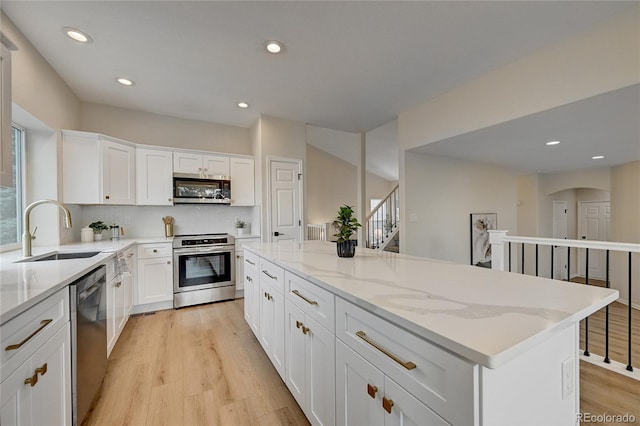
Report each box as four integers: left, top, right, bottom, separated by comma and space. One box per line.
365, 185, 399, 251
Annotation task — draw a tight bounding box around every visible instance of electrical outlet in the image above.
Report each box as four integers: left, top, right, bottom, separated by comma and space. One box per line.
561, 356, 574, 400
409, 213, 418, 222
123, 216, 132, 225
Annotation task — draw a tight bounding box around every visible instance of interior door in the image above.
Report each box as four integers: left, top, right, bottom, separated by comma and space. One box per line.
552, 201, 568, 280
578, 201, 610, 280
269, 159, 302, 242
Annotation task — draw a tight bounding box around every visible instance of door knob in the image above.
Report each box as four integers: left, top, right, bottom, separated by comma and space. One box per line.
274, 231, 285, 237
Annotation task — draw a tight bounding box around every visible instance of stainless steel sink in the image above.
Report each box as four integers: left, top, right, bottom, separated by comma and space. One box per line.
17, 251, 101, 262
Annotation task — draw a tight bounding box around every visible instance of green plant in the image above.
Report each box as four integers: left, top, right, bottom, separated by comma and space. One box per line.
235, 219, 246, 229
332, 205, 361, 243
88, 221, 109, 234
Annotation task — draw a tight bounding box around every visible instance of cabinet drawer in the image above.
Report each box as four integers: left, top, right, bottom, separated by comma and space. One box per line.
259, 258, 284, 295
137, 243, 172, 259
244, 250, 259, 270
285, 271, 335, 332
336, 298, 476, 426
1, 288, 69, 382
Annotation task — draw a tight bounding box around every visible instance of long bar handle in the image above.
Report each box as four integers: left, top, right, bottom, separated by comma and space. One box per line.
262, 270, 277, 280
356, 330, 416, 370
5, 319, 53, 351
245, 259, 255, 266
292, 289, 318, 306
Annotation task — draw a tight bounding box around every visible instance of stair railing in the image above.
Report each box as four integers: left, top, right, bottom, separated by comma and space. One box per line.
365, 185, 399, 249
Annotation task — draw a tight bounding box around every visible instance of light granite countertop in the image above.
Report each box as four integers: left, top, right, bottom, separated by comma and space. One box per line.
0, 237, 173, 324
245, 240, 619, 369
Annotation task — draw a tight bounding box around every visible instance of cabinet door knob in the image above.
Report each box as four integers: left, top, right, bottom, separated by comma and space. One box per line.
35, 363, 48, 376
105, 195, 110, 200
367, 384, 378, 398
24, 373, 38, 387
302, 326, 310, 335
167, 261, 171, 265
168, 198, 172, 202
296, 320, 303, 329
382, 397, 394, 414
153, 249, 158, 253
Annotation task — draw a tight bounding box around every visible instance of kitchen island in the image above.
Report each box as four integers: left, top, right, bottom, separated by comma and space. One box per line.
244, 240, 618, 426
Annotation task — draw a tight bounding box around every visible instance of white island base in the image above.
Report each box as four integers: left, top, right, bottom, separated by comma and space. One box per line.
243, 241, 616, 426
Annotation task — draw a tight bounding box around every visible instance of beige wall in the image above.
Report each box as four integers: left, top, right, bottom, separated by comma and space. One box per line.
538, 168, 611, 195
2, 12, 80, 130
398, 6, 639, 151
403, 152, 517, 263
80, 102, 250, 154
367, 173, 396, 205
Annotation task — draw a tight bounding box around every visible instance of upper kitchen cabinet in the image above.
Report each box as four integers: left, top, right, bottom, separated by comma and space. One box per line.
173, 151, 229, 177
62, 130, 136, 205
0, 42, 12, 188
136, 147, 173, 205
230, 157, 255, 206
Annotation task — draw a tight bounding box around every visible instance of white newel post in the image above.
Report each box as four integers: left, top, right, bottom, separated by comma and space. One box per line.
488, 230, 508, 271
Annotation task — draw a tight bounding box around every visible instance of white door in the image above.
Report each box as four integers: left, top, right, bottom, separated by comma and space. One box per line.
578, 201, 610, 280
269, 159, 302, 242
552, 201, 568, 280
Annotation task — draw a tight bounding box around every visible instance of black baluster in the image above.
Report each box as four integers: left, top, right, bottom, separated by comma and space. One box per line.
521, 243, 525, 274
584, 248, 590, 356
508, 242, 512, 272
567, 247, 571, 282
551, 245, 554, 279
627, 252, 633, 372
604, 250, 610, 364
535, 244, 539, 277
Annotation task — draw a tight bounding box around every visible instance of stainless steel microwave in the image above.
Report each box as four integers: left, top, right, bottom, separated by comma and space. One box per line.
173, 174, 231, 204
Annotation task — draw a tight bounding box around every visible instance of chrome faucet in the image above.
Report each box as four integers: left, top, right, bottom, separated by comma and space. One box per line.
22, 199, 73, 257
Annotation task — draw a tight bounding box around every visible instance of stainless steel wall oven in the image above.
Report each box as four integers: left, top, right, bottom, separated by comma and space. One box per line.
173, 234, 235, 308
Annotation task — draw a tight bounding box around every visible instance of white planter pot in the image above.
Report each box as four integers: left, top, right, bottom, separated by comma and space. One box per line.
237, 228, 245, 236
94, 233, 103, 241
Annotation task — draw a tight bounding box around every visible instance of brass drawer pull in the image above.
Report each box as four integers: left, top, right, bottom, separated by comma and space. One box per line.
5, 319, 54, 351
262, 270, 277, 280
383, 397, 394, 414
292, 290, 318, 306
245, 259, 255, 266
302, 325, 310, 335
355, 331, 416, 370
35, 363, 48, 376
367, 384, 378, 398
296, 320, 303, 329
24, 373, 38, 387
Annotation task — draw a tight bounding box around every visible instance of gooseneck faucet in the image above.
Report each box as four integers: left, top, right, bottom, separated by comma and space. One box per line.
22, 199, 73, 257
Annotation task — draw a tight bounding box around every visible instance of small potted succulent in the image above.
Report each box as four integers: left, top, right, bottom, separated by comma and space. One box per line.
88, 221, 109, 241
332, 205, 362, 258
235, 218, 246, 236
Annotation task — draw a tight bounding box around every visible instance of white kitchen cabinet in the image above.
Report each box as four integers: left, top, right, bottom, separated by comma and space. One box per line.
243, 250, 260, 337
0, 41, 12, 188
136, 147, 173, 205
136, 243, 173, 307
1, 288, 71, 426
62, 130, 136, 205
230, 157, 255, 206
336, 340, 447, 426
106, 253, 131, 357
258, 263, 285, 380
123, 247, 136, 318
235, 237, 260, 294
173, 151, 229, 177
285, 301, 335, 426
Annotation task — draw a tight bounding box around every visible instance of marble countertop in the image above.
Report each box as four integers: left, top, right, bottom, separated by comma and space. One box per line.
246, 241, 619, 369
0, 237, 172, 324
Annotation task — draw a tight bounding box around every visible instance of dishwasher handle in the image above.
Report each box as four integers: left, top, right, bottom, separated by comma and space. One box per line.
78, 282, 103, 302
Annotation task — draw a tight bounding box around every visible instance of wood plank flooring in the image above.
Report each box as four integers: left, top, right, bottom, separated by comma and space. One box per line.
83, 299, 309, 426
85, 297, 639, 426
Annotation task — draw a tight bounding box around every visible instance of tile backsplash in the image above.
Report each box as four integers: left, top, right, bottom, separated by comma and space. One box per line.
81, 205, 260, 238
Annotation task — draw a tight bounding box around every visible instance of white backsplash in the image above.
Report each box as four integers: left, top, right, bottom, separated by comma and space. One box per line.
81, 205, 260, 238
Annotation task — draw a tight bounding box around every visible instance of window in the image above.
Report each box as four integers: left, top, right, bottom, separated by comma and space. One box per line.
0, 124, 24, 247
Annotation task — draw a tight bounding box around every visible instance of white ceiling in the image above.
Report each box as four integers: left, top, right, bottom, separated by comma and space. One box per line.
1, 1, 637, 176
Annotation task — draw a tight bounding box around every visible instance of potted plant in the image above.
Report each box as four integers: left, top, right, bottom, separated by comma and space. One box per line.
235, 218, 246, 236
332, 205, 362, 257
88, 221, 109, 240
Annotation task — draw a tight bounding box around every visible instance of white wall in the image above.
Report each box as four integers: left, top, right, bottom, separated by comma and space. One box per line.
403, 151, 517, 263
80, 102, 250, 154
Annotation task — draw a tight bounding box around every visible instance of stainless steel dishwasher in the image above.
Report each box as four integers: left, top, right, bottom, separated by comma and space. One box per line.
70, 265, 107, 426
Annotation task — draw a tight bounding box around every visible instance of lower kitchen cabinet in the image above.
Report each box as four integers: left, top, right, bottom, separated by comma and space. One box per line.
258, 272, 285, 379
1, 323, 72, 426
285, 301, 335, 426
234, 236, 260, 294
336, 340, 448, 426
243, 251, 260, 337
136, 243, 173, 308
107, 248, 135, 357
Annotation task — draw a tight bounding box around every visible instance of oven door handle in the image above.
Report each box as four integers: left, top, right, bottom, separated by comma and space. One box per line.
173, 246, 234, 255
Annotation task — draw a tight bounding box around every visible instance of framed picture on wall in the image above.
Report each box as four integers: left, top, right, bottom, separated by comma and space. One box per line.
470, 213, 497, 268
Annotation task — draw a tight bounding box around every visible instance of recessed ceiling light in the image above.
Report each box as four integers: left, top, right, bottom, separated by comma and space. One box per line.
265, 40, 284, 54
237, 102, 249, 109
63, 27, 93, 43
116, 77, 135, 86
592, 155, 605, 160
545, 140, 560, 146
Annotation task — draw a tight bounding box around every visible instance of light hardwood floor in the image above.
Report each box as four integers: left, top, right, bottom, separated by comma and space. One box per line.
85, 298, 639, 426
83, 299, 309, 426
